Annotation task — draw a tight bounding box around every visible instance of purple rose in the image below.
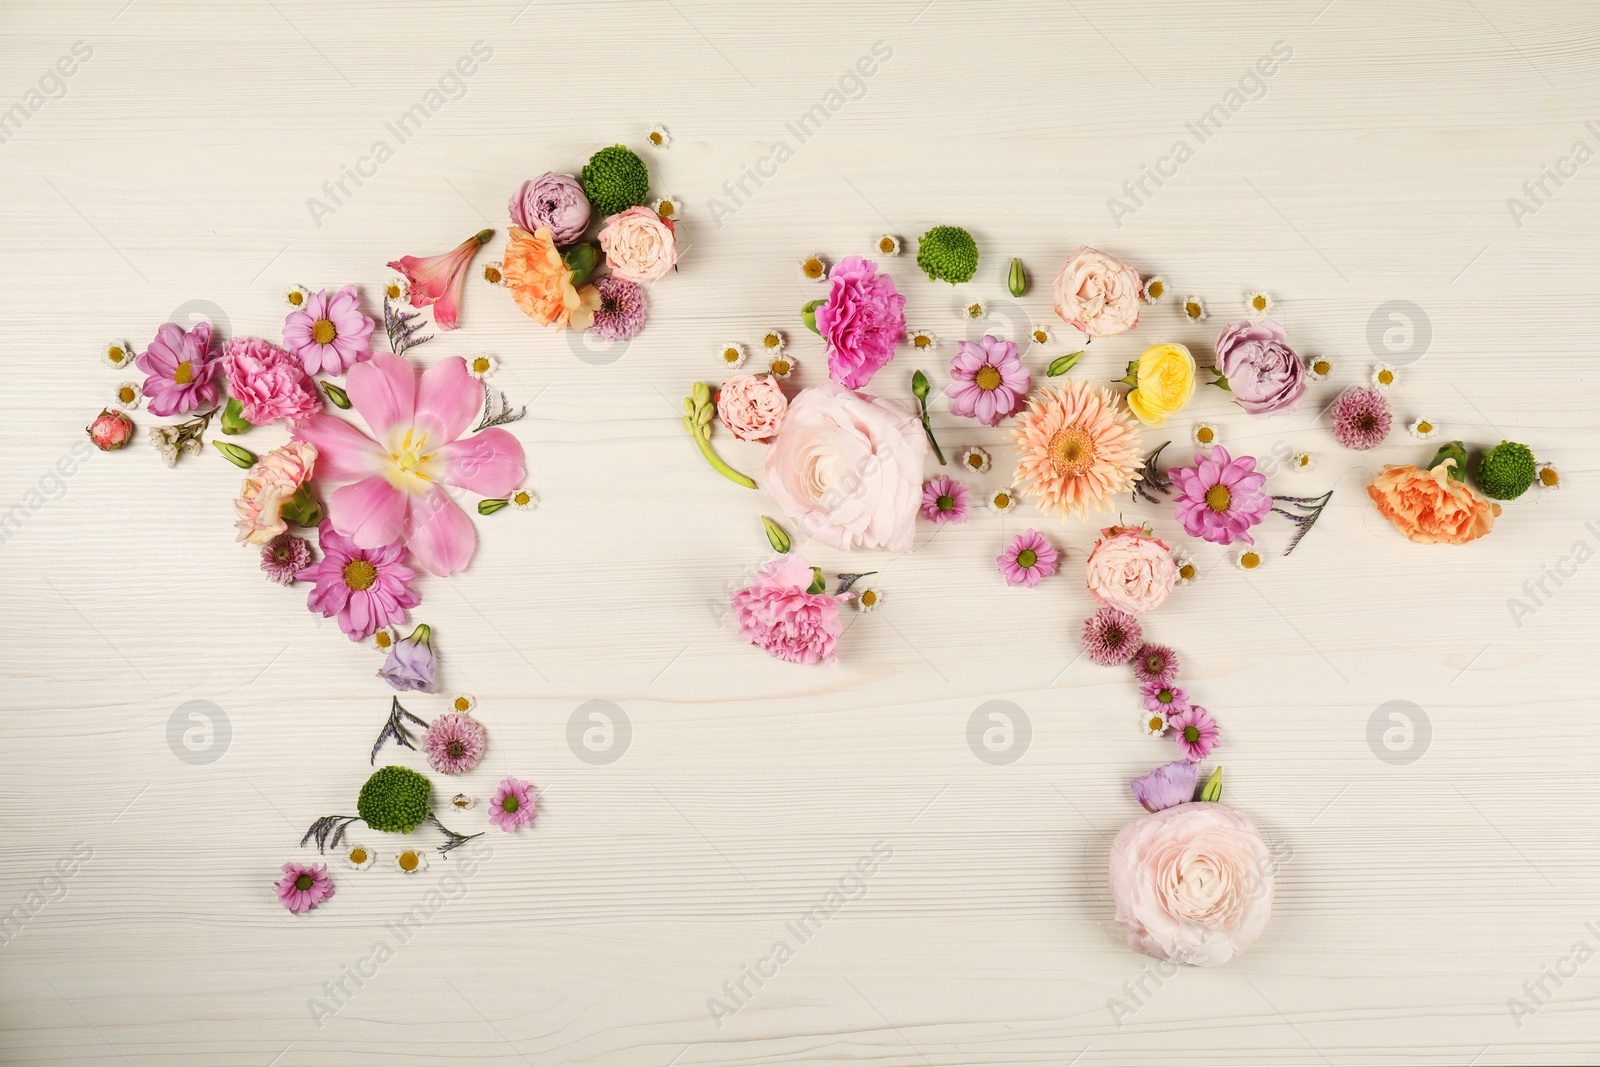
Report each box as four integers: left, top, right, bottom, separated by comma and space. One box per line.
378, 624, 437, 692
509, 172, 591, 247
1213, 318, 1307, 418
815, 255, 907, 390
1130, 760, 1200, 813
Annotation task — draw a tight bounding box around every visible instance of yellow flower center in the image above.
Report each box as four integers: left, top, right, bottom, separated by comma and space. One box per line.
993, 492, 1011, 509
1296, 454, 1310, 467
1185, 301, 1201, 318
1147, 281, 1165, 299
975, 365, 1002, 391
878, 237, 894, 253
109, 346, 126, 362
1240, 552, 1261, 569
1417, 420, 1432, 433
1251, 295, 1267, 311
343, 559, 378, 591
513, 491, 531, 505
1196, 426, 1214, 444
802, 258, 824, 279
723, 348, 740, 363
454, 697, 471, 712
1204, 484, 1232, 512
649, 131, 663, 145
966, 303, 983, 318
453, 795, 471, 807
764, 334, 781, 349
1378, 369, 1394, 385
312, 319, 338, 345
1179, 563, 1196, 580
349, 848, 368, 864
473, 357, 491, 374
483, 266, 502, 284
861, 590, 877, 607
1049, 426, 1098, 477
118, 386, 136, 403
1540, 467, 1560, 486
966, 453, 984, 470
772, 360, 791, 376
398, 851, 420, 872
658, 200, 675, 216
385, 283, 402, 299
385, 427, 439, 491
1313, 360, 1331, 375
375, 631, 392, 648
1148, 716, 1164, 731
913, 335, 930, 348
1032, 330, 1047, 343
173, 360, 195, 385
288, 291, 305, 306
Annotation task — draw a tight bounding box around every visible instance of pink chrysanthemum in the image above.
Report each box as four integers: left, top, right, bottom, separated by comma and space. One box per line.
997, 529, 1059, 587
946, 334, 1031, 426
1329, 386, 1392, 451
1170, 446, 1271, 546
423, 713, 487, 775
1169, 705, 1220, 762
136, 321, 222, 417
1011, 380, 1144, 520
588, 275, 648, 341
275, 861, 334, 914
488, 777, 537, 832
920, 475, 972, 524
1131, 643, 1180, 687
301, 521, 420, 641
260, 532, 313, 585
1081, 607, 1143, 666
729, 554, 848, 664
283, 284, 375, 375
1141, 680, 1191, 716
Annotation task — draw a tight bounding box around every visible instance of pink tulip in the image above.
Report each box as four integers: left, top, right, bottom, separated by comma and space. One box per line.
292, 351, 525, 577
386, 229, 493, 331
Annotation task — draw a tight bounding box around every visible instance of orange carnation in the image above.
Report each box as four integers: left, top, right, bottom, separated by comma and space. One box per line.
502, 225, 600, 331
1367, 459, 1500, 545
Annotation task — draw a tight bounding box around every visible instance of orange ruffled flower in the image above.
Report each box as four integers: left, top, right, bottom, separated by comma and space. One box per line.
1367, 459, 1500, 545
1010, 379, 1143, 520
502, 225, 599, 331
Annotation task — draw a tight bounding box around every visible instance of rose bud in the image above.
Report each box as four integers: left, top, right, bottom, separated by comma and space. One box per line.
86, 408, 134, 451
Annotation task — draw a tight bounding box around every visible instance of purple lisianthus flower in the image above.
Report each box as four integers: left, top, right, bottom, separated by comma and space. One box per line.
1170, 445, 1271, 545
378, 623, 437, 692
946, 334, 1030, 426
1130, 760, 1200, 813
509, 172, 591, 247
815, 255, 906, 389
136, 321, 222, 417
1213, 318, 1307, 418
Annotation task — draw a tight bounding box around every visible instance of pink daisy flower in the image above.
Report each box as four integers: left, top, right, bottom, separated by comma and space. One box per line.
283, 284, 376, 376
488, 777, 537, 832
945, 334, 1031, 426
301, 521, 420, 641
997, 529, 1059, 587
920, 475, 972, 524
1081, 607, 1142, 666
1141, 680, 1191, 716
136, 321, 222, 417
275, 861, 334, 914
1170, 446, 1271, 546
1169, 705, 1220, 762
423, 713, 486, 775
1132, 643, 1179, 687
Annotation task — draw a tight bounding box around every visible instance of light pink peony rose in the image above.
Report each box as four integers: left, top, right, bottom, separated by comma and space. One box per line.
729, 553, 848, 664
221, 337, 321, 426
716, 374, 788, 442
1109, 802, 1275, 967
763, 382, 926, 552
1085, 525, 1177, 614
598, 206, 677, 283
1053, 246, 1142, 337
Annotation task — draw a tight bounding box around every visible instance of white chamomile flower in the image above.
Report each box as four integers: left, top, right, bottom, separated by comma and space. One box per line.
962, 300, 987, 321
959, 446, 992, 474
395, 848, 429, 874
873, 233, 901, 256
1245, 290, 1273, 319
1172, 550, 1198, 585
449, 694, 477, 714
1028, 324, 1053, 346
450, 792, 476, 810
1142, 711, 1169, 737
798, 252, 829, 283
907, 328, 937, 353
482, 261, 505, 287
1235, 549, 1263, 571
986, 486, 1020, 513
285, 285, 311, 310
1192, 422, 1218, 449
510, 487, 539, 511
343, 843, 375, 870
651, 194, 680, 221
103, 340, 135, 369
372, 627, 398, 654
1536, 462, 1561, 491
1372, 363, 1397, 390
1307, 355, 1333, 381
768, 354, 796, 380
1142, 275, 1169, 304
111, 381, 142, 410
759, 329, 785, 354
467, 353, 499, 380
1407, 417, 1438, 441
854, 585, 883, 613
646, 124, 671, 149
1182, 295, 1208, 323
717, 341, 747, 369
381, 276, 407, 302
1292, 451, 1315, 473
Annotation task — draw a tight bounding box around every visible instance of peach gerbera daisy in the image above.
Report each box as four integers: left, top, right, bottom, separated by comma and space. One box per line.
1010, 380, 1143, 520
502, 225, 600, 331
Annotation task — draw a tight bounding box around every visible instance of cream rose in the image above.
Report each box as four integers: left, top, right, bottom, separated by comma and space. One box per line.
1085, 525, 1177, 614
1053, 245, 1142, 337
1109, 802, 1275, 967
598, 206, 677, 283
763, 382, 926, 552
716, 374, 788, 442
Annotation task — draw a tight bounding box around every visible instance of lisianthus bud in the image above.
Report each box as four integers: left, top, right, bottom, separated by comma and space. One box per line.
213, 441, 258, 468
87, 408, 134, 452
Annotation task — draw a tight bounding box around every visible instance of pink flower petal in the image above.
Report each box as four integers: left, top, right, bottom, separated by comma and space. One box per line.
412, 356, 483, 444
348, 352, 417, 437
437, 427, 525, 497
405, 489, 477, 577
292, 414, 385, 481
329, 475, 409, 549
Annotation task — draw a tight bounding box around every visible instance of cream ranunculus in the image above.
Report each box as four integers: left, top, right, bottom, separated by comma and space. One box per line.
1053, 245, 1142, 337
1124, 342, 1196, 427
1084, 524, 1177, 613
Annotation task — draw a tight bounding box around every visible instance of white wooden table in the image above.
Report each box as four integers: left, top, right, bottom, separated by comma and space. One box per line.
4, 2, 1598, 1063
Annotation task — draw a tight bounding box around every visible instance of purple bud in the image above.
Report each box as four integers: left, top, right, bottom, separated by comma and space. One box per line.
1130, 760, 1200, 813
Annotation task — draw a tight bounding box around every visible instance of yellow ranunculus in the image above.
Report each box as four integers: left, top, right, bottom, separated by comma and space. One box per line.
1124, 342, 1196, 426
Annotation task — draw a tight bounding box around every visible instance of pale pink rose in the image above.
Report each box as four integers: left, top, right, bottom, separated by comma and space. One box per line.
1053, 246, 1142, 338
234, 441, 317, 545
763, 382, 926, 552
716, 374, 788, 442
1109, 802, 1275, 967
597, 206, 677, 284
1085, 525, 1177, 614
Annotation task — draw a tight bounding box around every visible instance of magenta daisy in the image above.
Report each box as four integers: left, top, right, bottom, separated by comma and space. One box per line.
260, 532, 312, 585
301, 521, 421, 641
136, 321, 222, 417
1081, 607, 1142, 666
589, 275, 648, 341
945, 333, 1031, 426
423, 713, 487, 775
283, 284, 375, 376
997, 529, 1059, 587
488, 777, 537, 832
1169, 705, 1220, 762
275, 861, 334, 914
1131, 643, 1179, 687
920, 475, 972, 525
1170, 446, 1271, 545
1329, 386, 1392, 450
1141, 680, 1191, 716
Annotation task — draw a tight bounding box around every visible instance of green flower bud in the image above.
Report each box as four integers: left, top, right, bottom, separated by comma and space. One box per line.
562, 242, 601, 288
1007, 257, 1026, 297
478, 498, 510, 515
1426, 440, 1468, 480
1476, 440, 1536, 500
357, 765, 431, 835
1046, 351, 1083, 377
801, 298, 825, 335
220, 397, 252, 436
213, 441, 257, 468
1199, 766, 1223, 803
278, 483, 323, 528
321, 382, 351, 409
912, 369, 930, 400
762, 516, 791, 554
806, 567, 827, 595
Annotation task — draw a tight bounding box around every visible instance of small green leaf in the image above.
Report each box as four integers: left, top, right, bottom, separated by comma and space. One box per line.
220, 397, 251, 436
1046, 351, 1083, 377
761, 516, 791, 554
682, 396, 695, 417
1199, 767, 1223, 803
805, 567, 826, 595
1007, 257, 1026, 298
213, 441, 257, 468
321, 381, 351, 409
1211, 368, 1232, 392
478, 498, 510, 515
1116, 359, 1141, 389
801, 298, 825, 335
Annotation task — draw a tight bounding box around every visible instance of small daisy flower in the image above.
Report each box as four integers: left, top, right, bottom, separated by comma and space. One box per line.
718, 341, 747, 369
1245, 290, 1273, 319
986, 486, 1020, 513
1142, 275, 1169, 304
646, 124, 670, 149
1172, 550, 1199, 585
651, 194, 680, 221
873, 233, 901, 256
482, 261, 505, 286
1028, 324, 1053, 346
1407, 417, 1438, 440
372, 627, 398, 654
907, 328, 937, 352
449, 694, 477, 714
1235, 549, 1263, 571
1192, 422, 1218, 448
1292, 451, 1315, 472
466, 353, 499, 380
1170, 706, 1220, 762
382, 277, 407, 302
395, 848, 429, 874
285, 285, 311, 310
1182, 295, 1208, 322
1372, 363, 1397, 390
342, 843, 374, 871
1308, 355, 1333, 380
450, 792, 476, 810
799, 252, 829, 283
767, 355, 796, 380
110, 381, 142, 410
855, 585, 883, 613
1537, 463, 1561, 490
920, 475, 971, 524
103, 340, 135, 369
510, 487, 539, 511
1142, 711, 1170, 737
959, 446, 992, 474
997, 528, 1060, 588
962, 300, 987, 321
759, 329, 785, 354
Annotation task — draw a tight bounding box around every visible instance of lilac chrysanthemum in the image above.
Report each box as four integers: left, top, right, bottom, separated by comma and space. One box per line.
1141, 680, 1191, 716
423, 713, 486, 775
1330, 386, 1391, 451
260, 532, 313, 585
920, 475, 971, 524
589, 275, 648, 341
1081, 607, 1143, 666
997, 528, 1059, 588
1131, 643, 1179, 686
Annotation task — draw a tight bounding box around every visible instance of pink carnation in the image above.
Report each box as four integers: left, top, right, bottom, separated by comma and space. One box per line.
815, 255, 906, 389
729, 554, 848, 665
222, 337, 321, 426
716, 374, 788, 441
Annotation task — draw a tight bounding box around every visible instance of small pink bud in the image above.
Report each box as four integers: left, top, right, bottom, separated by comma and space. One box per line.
87, 408, 134, 451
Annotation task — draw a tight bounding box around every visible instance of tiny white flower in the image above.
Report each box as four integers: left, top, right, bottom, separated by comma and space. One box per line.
1244, 290, 1273, 319
986, 486, 1020, 512
482, 261, 505, 287
759, 329, 785, 353
799, 252, 829, 283
646, 124, 671, 149
1536, 463, 1561, 491
1192, 422, 1218, 449
343, 843, 375, 870
959, 447, 992, 474
103, 340, 136, 369
1142, 275, 1170, 305
371, 627, 398, 654
510, 487, 539, 511
962, 300, 987, 321
1307, 355, 1333, 381
1292, 451, 1316, 473
906, 329, 937, 353
180, 438, 202, 456
1235, 549, 1263, 571
717, 341, 747, 369
854, 586, 883, 613
873, 233, 902, 256
466, 353, 499, 380
767, 354, 796, 380
1172, 550, 1198, 585
285, 285, 311, 310
651, 194, 680, 220
381, 276, 407, 302
1142, 711, 1169, 737
110, 381, 142, 410
1028, 324, 1053, 346
1182, 295, 1208, 322
1372, 363, 1397, 390
1407, 417, 1438, 441
449, 694, 477, 714
394, 848, 429, 874
450, 792, 476, 810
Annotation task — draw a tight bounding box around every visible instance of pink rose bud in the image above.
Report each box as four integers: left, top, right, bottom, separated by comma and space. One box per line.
87, 408, 134, 451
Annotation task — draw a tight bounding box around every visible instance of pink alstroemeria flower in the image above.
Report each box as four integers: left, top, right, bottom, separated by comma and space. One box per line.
386, 229, 493, 332
293, 351, 525, 577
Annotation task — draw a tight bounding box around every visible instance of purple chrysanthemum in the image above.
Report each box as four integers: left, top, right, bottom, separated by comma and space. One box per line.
1330, 386, 1391, 451
1170, 705, 1220, 762
920, 475, 971, 524
945, 334, 1031, 426
260, 532, 313, 585
1141, 680, 1191, 716
275, 861, 334, 914
997, 528, 1059, 587
1081, 607, 1143, 666
423, 712, 486, 775
1170, 446, 1272, 546
589, 275, 648, 341
1131, 643, 1179, 686
489, 776, 537, 832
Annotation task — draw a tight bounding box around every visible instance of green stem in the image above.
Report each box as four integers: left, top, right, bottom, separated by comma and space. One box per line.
685, 418, 756, 488
918, 402, 947, 466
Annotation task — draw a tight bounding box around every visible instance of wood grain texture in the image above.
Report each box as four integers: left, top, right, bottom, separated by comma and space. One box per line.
3, 1, 1599, 1063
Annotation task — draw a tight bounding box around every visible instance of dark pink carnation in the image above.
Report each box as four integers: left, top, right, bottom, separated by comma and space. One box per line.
222, 337, 322, 426
815, 255, 906, 389
729, 554, 847, 665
